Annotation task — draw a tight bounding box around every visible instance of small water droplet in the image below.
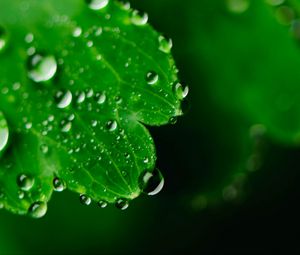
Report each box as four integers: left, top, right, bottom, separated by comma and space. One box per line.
0, 111, 9, 155
28, 53, 57, 83
73, 27, 82, 37
28, 201, 47, 218
40, 144, 49, 154
173, 82, 189, 100
17, 174, 34, 191
25, 33, 34, 43
158, 35, 172, 53
131, 10, 148, 26
86, 0, 109, 10
80, 194, 92, 205
76, 91, 86, 104
96, 92, 106, 104
56, 90, 72, 109
115, 198, 129, 210
0, 26, 8, 52
169, 116, 177, 125
98, 200, 108, 208
226, 0, 250, 14
106, 120, 117, 131
138, 168, 164, 196
146, 71, 159, 85
53, 177, 65, 192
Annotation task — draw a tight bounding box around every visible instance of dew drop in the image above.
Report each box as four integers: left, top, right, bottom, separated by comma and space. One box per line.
115, 198, 129, 210
0, 111, 9, 155
138, 168, 164, 196
158, 35, 173, 54
73, 27, 82, 37
40, 144, 49, 154
28, 53, 57, 83
28, 201, 47, 218
0, 26, 8, 52
80, 194, 92, 205
96, 92, 106, 104
173, 82, 189, 100
97, 200, 108, 208
146, 71, 159, 85
17, 174, 34, 191
86, 0, 109, 10
61, 122, 72, 133
131, 10, 148, 26
169, 116, 177, 125
76, 91, 86, 104
56, 90, 72, 109
25, 33, 34, 43
106, 120, 117, 131
53, 177, 65, 192
226, 0, 249, 14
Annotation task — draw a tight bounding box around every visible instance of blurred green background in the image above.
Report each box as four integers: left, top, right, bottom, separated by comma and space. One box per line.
1, 0, 300, 254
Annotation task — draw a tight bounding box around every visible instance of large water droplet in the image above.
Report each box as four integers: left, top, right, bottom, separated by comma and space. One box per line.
17, 174, 34, 191
0, 26, 8, 52
138, 168, 164, 196
146, 71, 159, 85
28, 201, 47, 218
28, 53, 57, 83
53, 177, 65, 192
131, 10, 148, 26
0, 111, 9, 155
56, 90, 72, 109
158, 36, 172, 54
115, 198, 129, 210
80, 194, 91, 205
86, 0, 109, 10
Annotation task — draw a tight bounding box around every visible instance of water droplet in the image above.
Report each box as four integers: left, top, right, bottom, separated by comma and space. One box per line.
28, 53, 57, 83
106, 120, 117, 131
53, 177, 65, 192
76, 91, 86, 104
115, 198, 129, 210
146, 71, 159, 85
18, 190, 25, 199
131, 10, 148, 26
56, 90, 72, 109
0, 111, 9, 155
25, 33, 34, 43
169, 116, 177, 125
28, 201, 47, 218
96, 92, 106, 104
158, 35, 172, 54
80, 194, 91, 205
0, 26, 8, 52
40, 144, 49, 154
86, 0, 109, 10
226, 0, 250, 14
61, 122, 72, 133
138, 168, 164, 196
98, 200, 108, 208
17, 174, 34, 191
73, 27, 82, 37
173, 82, 189, 100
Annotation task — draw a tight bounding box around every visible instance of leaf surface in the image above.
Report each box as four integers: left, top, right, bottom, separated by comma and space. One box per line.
0, 0, 183, 217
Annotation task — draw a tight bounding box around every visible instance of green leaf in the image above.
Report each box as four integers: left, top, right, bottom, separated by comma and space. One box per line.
190, 0, 300, 144
0, 0, 183, 217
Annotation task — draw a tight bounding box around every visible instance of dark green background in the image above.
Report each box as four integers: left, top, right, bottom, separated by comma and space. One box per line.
1, 0, 300, 254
